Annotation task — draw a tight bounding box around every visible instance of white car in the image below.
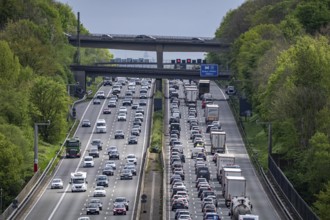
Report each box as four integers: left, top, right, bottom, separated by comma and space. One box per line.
126, 154, 137, 165
117, 113, 127, 121
83, 156, 94, 167
93, 186, 106, 197
105, 160, 116, 170
51, 178, 63, 189
119, 106, 128, 114
134, 112, 144, 121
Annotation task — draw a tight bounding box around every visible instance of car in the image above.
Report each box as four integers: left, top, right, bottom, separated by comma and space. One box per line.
132, 124, 142, 132
126, 154, 137, 165
117, 113, 127, 121
107, 146, 118, 154
105, 160, 116, 170
120, 169, 133, 180
139, 100, 147, 106
82, 119, 91, 127
96, 91, 106, 99
175, 210, 191, 220
103, 108, 111, 114
119, 106, 128, 114
88, 147, 99, 158
131, 103, 139, 109
135, 112, 144, 121
131, 128, 140, 136
128, 136, 138, 144
108, 100, 117, 108
78, 217, 90, 220
136, 107, 145, 115
93, 98, 101, 105
226, 85, 236, 95
102, 166, 115, 176
50, 178, 63, 189
96, 175, 109, 187
123, 98, 132, 106
192, 37, 205, 43
114, 197, 130, 210
109, 150, 120, 159
114, 130, 125, 139
113, 203, 127, 215
139, 93, 147, 99
133, 119, 142, 126
135, 34, 156, 40
203, 212, 220, 220
103, 80, 112, 86
83, 156, 94, 167
172, 202, 188, 211
93, 186, 106, 197
89, 198, 103, 210
86, 202, 100, 215
124, 164, 137, 175
91, 139, 103, 150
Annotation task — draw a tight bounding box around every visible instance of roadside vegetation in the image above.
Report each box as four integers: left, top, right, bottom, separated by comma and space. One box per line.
0, 0, 113, 210
209, 0, 330, 217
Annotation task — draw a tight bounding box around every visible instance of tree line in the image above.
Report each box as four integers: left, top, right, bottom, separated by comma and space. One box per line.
0, 0, 112, 209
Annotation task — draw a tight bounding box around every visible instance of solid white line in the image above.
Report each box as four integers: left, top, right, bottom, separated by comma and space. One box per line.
149, 172, 156, 220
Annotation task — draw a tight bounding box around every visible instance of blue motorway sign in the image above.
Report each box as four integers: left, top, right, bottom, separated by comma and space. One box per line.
200, 64, 219, 77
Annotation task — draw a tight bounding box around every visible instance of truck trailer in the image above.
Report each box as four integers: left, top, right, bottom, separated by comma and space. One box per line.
185, 87, 198, 105
198, 80, 210, 99
205, 104, 220, 124
223, 176, 247, 206
210, 131, 226, 154
216, 154, 236, 182
221, 167, 242, 188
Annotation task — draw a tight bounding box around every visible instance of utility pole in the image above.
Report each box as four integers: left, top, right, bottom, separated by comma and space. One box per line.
34, 121, 51, 173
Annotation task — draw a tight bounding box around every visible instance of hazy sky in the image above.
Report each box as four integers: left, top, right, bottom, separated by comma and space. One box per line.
57, 0, 245, 60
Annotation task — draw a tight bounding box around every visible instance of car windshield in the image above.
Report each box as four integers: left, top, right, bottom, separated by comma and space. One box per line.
115, 198, 126, 203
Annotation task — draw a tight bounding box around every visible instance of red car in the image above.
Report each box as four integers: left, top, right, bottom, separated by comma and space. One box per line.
113, 203, 127, 215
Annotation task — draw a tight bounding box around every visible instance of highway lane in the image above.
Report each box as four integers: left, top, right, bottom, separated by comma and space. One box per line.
24, 79, 153, 220
165, 80, 280, 219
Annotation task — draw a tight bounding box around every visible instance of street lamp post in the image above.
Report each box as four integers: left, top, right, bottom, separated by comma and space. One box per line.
34, 121, 50, 173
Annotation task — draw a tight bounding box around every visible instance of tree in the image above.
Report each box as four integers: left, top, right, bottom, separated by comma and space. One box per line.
29, 76, 69, 143
314, 181, 330, 219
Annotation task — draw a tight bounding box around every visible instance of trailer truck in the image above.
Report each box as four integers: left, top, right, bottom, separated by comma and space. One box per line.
221, 167, 242, 188
198, 80, 210, 99
185, 87, 198, 105
223, 176, 247, 206
65, 137, 81, 158
210, 131, 226, 154
205, 104, 220, 124
216, 154, 236, 182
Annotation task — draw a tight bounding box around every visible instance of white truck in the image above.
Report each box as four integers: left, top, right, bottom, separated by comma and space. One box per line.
210, 131, 226, 154
221, 167, 242, 188
216, 154, 235, 182
223, 176, 247, 206
70, 171, 87, 192
229, 196, 253, 220
205, 104, 220, 124
185, 87, 198, 105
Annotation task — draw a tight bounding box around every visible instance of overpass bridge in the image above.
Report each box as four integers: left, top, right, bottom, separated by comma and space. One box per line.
70, 64, 231, 92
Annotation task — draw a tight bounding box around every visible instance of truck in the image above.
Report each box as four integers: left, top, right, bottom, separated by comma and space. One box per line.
70, 171, 87, 192
223, 176, 247, 206
216, 154, 236, 182
210, 131, 226, 154
198, 79, 210, 99
185, 86, 198, 105
221, 167, 242, 188
65, 137, 81, 158
205, 104, 220, 124
229, 196, 253, 220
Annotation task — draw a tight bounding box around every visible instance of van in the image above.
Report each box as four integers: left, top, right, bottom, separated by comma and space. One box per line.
96, 119, 107, 133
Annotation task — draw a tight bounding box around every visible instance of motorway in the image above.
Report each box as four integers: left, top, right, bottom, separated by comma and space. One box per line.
23, 79, 153, 220
165, 81, 281, 219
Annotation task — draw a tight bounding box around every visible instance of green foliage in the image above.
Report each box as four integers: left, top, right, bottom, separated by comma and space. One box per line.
314, 181, 330, 218
295, 1, 330, 34
150, 111, 163, 153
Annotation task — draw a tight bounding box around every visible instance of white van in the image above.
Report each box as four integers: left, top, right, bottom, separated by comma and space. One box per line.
96, 119, 107, 133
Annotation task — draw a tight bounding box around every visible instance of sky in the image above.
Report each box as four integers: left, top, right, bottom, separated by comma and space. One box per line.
57, 0, 245, 61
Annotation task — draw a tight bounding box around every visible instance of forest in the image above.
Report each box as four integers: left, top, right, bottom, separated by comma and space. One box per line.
0, 0, 112, 210
208, 0, 330, 218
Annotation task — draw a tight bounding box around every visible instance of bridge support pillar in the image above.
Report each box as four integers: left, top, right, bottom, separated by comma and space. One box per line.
156, 46, 164, 92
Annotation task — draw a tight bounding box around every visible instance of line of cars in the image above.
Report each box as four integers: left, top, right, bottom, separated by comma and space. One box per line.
168, 79, 221, 220
51, 77, 152, 219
